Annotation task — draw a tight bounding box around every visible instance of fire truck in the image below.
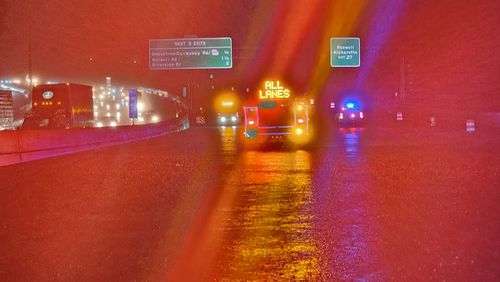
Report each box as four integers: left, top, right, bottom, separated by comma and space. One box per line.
242, 80, 311, 145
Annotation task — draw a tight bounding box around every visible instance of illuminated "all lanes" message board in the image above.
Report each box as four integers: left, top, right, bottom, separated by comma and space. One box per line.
259, 80, 291, 99
149, 37, 232, 70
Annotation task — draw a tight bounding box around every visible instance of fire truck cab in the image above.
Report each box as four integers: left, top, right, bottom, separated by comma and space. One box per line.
243, 80, 311, 145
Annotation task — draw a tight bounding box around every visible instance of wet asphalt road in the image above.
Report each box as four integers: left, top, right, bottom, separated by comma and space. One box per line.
0, 126, 499, 281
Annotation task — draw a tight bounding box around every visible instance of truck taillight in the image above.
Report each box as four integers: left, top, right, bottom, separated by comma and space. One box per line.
360, 112, 364, 119
244, 106, 259, 127
339, 113, 344, 119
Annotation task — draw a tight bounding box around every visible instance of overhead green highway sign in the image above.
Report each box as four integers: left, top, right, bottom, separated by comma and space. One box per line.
149, 37, 232, 70
330, 37, 360, 67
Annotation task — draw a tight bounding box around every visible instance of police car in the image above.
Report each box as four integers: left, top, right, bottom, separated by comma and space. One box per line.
337, 102, 364, 126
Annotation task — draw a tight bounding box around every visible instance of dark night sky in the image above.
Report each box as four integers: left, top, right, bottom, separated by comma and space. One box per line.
0, 0, 274, 89
1, 0, 499, 113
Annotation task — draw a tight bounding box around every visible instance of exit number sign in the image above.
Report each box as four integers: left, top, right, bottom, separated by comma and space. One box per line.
330, 37, 361, 67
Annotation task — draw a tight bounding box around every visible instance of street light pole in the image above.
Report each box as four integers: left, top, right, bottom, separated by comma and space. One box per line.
28, 14, 32, 97
400, 56, 405, 101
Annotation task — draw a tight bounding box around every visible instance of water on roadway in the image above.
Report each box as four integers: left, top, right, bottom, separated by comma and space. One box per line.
0, 126, 498, 281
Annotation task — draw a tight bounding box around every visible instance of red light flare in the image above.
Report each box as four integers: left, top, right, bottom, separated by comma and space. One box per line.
240, 0, 325, 87
240, 0, 367, 95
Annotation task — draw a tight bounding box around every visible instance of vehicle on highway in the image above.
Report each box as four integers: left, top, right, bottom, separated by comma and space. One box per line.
217, 112, 239, 125
214, 92, 240, 126
95, 116, 119, 128
336, 101, 365, 127
22, 83, 94, 129
242, 80, 311, 146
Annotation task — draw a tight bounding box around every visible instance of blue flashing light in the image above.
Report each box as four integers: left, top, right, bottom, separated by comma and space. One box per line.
346, 102, 355, 109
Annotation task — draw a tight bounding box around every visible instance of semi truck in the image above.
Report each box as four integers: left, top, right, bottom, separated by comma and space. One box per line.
242, 80, 311, 145
23, 83, 94, 129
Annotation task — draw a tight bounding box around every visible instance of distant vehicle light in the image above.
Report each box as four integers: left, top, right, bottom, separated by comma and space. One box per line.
360, 112, 364, 119
96, 122, 103, 128
346, 103, 355, 109
152, 115, 159, 122
220, 116, 227, 123
110, 121, 117, 127
297, 118, 304, 124
231, 116, 237, 122
339, 113, 344, 119
295, 128, 304, 135
248, 120, 255, 125
221, 101, 234, 107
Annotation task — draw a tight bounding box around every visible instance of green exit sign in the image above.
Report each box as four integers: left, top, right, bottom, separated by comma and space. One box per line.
149, 37, 232, 70
330, 37, 360, 67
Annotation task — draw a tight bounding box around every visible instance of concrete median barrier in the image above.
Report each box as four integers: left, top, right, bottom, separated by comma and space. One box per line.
0, 115, 189, 167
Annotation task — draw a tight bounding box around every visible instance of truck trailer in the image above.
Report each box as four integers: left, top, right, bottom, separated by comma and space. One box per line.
23, 83, 94, 129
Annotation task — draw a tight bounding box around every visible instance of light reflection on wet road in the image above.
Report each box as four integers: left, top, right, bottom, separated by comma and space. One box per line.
217, 148, 317, 280
174, 126, 499, 281
312, 128, 383, 281
174, 126, 381, 280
